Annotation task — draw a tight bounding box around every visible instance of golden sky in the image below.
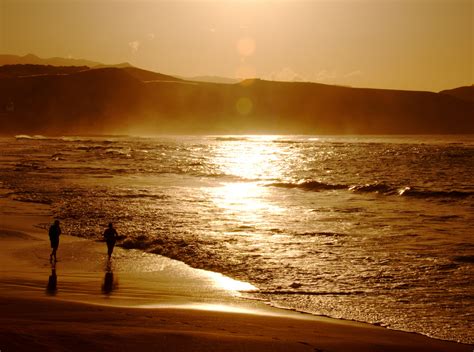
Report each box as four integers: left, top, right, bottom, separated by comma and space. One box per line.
1, 0, 472, 91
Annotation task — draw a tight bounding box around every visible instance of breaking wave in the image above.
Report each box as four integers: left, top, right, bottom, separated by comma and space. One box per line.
15, 134, 118, 143
257, 290, 365, 296
268, 180, 346, 191
15, 134, 50, 140
268, 180, 473, 199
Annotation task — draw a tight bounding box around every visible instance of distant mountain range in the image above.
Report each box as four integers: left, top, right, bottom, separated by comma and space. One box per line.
0, 55, 472, 135
0, 54, 233, 84
0, 53, 106, 68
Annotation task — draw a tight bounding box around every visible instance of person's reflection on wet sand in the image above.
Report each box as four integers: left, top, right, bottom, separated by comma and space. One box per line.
46, 261, 57, 295
102, 260, 117, 295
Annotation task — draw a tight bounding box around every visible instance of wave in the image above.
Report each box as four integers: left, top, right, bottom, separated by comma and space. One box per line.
257, 290, 365, 296
214, 137, 248, 142
349, 183, 401, 195
353, 184, 473, 198
272, 140, 306, 144
60, 136, 110, 142
269, 180, 346, 191
110, 193, 169, 200
15, 134, 49, 140
294, 231, 346, 237
453, 255, 474, 264
15, 135, 118, 143
400, 188, 474, 199
12, 195, 53, 205
268, 180, 474, 199
76, 146, 126, 155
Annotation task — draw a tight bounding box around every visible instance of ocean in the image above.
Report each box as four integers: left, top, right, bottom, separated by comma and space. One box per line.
0, 134, 472, 343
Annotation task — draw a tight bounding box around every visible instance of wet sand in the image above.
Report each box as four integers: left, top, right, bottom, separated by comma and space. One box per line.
0, 197, 471, 352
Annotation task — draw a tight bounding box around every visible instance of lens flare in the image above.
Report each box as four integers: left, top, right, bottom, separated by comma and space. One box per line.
235, 97, 253, 115
236, 37, 256, 57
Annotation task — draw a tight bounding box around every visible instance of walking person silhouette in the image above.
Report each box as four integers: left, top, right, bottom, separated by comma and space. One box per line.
49, 220, 61, 262
103, 223, 118, 260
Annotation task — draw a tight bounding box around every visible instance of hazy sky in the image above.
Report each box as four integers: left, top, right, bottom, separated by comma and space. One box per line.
1, 0, 472, 91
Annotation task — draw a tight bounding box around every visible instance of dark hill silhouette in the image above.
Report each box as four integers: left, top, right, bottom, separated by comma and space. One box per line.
0, 64, 89, 78
140, 78, 473, 134
440, 85, 474, 103
0, 64, 180, 82
0, 67, 144, 134
121, 67, 181, 82
183, 75, 239, 84
0, 66, 472, 135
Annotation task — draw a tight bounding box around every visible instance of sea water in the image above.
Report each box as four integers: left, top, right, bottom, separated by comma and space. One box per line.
0, 134, 472, 343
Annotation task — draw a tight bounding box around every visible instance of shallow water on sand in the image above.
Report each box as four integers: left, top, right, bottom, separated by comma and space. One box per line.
0, 134, 473, 343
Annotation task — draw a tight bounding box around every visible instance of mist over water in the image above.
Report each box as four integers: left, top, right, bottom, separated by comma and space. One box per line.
1, 134, 473, 343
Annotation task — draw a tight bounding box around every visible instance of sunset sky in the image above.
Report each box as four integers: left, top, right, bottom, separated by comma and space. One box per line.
1, 0, 472, 92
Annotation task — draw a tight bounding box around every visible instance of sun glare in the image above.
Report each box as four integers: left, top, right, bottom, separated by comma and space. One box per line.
207, 182, 282, 230
207, 271, 258, 292
213, 137, 282, 180
236, 37, 256, 57
206, 138, 285, 227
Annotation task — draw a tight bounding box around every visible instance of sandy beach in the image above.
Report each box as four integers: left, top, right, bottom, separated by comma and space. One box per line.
0, 196, 471, 352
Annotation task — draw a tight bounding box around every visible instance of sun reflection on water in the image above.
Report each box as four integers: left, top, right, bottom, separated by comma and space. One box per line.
207, 271, 258, 292
213, 136, 284, 180
206, 137, 287, 226
206, 182, 284, 232
205, 137, 287, 235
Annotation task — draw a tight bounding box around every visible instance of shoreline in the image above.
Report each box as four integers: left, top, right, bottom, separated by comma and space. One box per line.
0, 196, 471, 351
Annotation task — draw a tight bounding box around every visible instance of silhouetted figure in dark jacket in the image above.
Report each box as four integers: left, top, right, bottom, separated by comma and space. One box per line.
103, 223, 118, 259
49, 220, 61, 262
